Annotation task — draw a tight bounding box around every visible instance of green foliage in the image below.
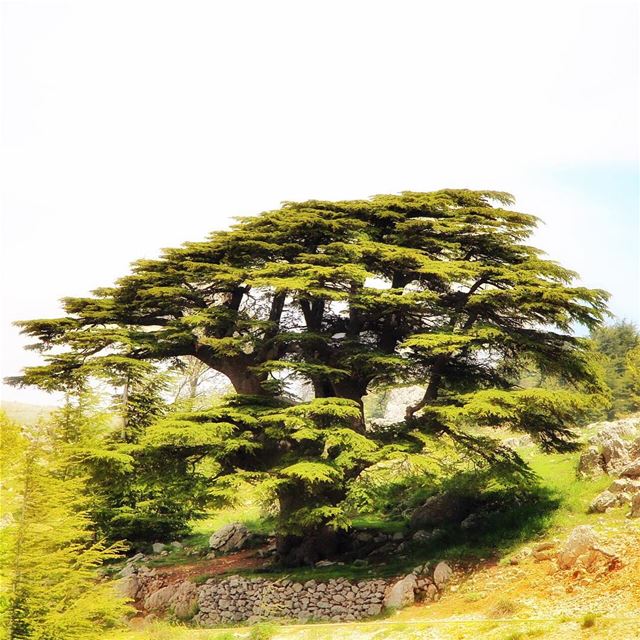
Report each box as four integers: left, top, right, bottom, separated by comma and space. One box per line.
0, 413, 131, 639
590, 320, 640, 417
50, 380, 208, 544
626, 344, 640, 409
10, 190, 611, 550
247, 623, 277, 640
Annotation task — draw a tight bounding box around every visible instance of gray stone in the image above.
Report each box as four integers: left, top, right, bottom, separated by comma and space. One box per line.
315, 560, 336, 567
557, 525, 599, 569
208, 523, 251, 553
151, 542, 166, 554
599, 433, 630, 472
589, 490, 621, 513
114, 575, 139, 599
460, 512, 490, 531
117, 564, 136, 578
144, 584, 176, 610
577, 446, 605, 478
127, 552, 145, 564
383, 574, 416, 609
621, 459, 640, 478
433, 561, 453, 588
609, 478, 640, 493
410, 493, 474, 529
504, 434, 533, 449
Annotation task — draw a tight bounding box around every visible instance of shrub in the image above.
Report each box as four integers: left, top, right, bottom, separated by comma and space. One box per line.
248, 622, 278, 640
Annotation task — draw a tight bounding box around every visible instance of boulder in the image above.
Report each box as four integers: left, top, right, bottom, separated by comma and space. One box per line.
589, 490, 622, 513
557, 525, 599, 569
126, 552, 145, 564
170, 581, 198, 619
412, 530, 434, 544
151, 542, 166, 554
208, 523, 251, 553
609, 478, 640, 494
504, 434, 533, 449
383, 574, 417, 609
630, 493, 640, 518
144, 584, 177, 611
621, 459, 640, 478
577, 446, 605, 478
410, 493, 475, 529
599, 434, 630, 472
433, 561, 453, 589
411, 529, 447, 544
531, 541, 556, 561
460, 512, 490, 531
114, 575, 140, 600
117, 564, 137, 578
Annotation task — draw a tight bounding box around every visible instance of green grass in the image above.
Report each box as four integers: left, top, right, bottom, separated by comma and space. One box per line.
247, 623, 277, 640
525, 451, 625, 532
126, 442, 631, 586
146, 447, 627, 582
103, 617, 640, 640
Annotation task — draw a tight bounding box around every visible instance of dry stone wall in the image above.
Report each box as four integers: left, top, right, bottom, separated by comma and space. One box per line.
195, 575, 387, 624
122, 560, 453, 625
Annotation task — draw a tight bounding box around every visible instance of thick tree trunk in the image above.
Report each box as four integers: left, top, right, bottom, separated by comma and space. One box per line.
194, 343, 271, 397
332, 379, 368, 431
276, 528, 349, 567
275, 483, 350, 567
224, 367, 269, 396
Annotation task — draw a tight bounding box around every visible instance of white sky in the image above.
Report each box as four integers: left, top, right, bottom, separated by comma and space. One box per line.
2, 0, 639, 405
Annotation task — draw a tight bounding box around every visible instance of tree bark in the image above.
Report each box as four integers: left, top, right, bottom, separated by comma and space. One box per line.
275, 483, 350, 567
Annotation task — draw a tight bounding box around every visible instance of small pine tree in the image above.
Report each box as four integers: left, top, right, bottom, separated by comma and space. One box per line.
0, 413, 131, 639
625, 344, 640, 412
591, 321, 640, 416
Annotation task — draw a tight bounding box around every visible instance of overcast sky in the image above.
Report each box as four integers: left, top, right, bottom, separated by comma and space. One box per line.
1, 0, 639, 405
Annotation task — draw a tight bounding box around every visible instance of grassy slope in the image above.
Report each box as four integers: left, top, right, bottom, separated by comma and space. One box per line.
105, 439, 640, 640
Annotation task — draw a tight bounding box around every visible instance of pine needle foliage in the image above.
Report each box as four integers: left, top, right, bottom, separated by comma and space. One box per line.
9, 190, 611, 549
0, 413, 131, 639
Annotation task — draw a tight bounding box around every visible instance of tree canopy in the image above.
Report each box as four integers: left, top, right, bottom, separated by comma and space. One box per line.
10, 189, 610, 562
591, 320, 640, 417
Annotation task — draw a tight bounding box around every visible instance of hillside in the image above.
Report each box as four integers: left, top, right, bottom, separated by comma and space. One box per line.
1, 400, 55, 425
102, 417, 640, 640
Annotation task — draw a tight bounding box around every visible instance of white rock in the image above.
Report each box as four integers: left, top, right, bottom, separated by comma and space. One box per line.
144, 584, 177, 610
208, 523, 250, 553
557, 525, 599, 569
433, 561, 453, 588
114, 575, 139, 599
589, 490, 620, 513
383, 574, 416, 609
151, 542, 166, 554
126, 552, 145, 564
609, 478, 640, 494
621, 459, 640, 478
117, 564, 136, 578
577, 446, 605, 478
